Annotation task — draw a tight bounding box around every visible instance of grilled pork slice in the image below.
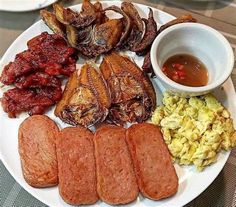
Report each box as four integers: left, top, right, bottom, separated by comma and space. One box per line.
18, 115, 59, 188
57, 127, 98, 205
94, 125, 138, 204
126, 123, 179, 200
55, 63, 111, 127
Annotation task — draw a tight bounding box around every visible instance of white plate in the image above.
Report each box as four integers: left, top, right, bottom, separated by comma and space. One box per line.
0, 0, 57, 12
0, 1, 235, 207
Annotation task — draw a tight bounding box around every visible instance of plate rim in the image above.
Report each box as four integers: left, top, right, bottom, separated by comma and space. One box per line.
0, 1, 234, 207
0, 0, 58, 12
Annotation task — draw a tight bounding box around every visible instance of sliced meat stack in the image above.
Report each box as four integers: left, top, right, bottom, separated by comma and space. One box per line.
18, 115, 179, 205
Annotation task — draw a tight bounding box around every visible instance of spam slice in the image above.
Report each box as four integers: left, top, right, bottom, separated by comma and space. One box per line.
18, 115, 59, 188
57, 127, 98, 205
94, 125, 138, 205
126, 123, 178, 200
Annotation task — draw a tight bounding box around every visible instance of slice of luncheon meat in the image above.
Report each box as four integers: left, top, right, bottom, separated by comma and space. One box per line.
126, 123, 179, 200
57, 126, 98, 205
94, 124, 138, 205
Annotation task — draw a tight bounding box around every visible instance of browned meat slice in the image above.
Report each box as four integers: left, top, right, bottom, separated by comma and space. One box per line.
55, 63, 111, 127
15, 72, 61, 89
126, 123, 179, 200
132, 8, 157, 55
94, 125, 138, 204
100, 52, 156, 126
57, 127, 98, 205
1, 86, 62, 117
18, 115, 59, 188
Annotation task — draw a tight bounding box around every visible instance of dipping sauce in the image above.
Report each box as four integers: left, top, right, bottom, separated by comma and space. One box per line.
162, 54, 208, 87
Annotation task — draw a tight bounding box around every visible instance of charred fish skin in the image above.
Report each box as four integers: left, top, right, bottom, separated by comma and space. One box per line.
100, 52, 156, 126
55, 63, 111, 127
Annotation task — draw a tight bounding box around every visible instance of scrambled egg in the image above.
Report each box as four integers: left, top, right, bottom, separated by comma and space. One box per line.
151, 92, 236, 171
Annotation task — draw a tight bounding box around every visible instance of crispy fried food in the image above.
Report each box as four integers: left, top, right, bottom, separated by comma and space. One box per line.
53, 3, 96, 28
132, 8, 157, 54
157, 14, 197, 34
104, 6, 131, 47
121, 2, 144, 49
142, 51, 155, 77
77, 19, 123, 58
55, 63, 111, 127
18, 115, 59, 188
1, 86, 62, 117
40, 10, 66, 37
100, 52, 156, 125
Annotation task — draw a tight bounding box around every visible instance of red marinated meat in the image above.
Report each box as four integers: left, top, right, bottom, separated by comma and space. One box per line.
15, 72, 61, 89
0, 32, 77, 85
1, 86, 62, 118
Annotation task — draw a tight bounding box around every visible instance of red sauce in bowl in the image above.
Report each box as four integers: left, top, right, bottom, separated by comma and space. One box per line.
162, 54, 208, 87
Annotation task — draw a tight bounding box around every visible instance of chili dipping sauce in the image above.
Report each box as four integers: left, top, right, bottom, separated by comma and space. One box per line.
162, 54, 208, 87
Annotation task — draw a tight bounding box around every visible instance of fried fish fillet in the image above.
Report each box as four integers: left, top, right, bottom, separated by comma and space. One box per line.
55, 63, 111, 127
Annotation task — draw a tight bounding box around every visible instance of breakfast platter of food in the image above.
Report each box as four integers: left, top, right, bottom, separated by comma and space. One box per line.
0, 1, 235, 207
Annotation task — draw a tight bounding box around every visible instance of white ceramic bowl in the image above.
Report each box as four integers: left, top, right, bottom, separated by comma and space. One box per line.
150, 22, 234, 96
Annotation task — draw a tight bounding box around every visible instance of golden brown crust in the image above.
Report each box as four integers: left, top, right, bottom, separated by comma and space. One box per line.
57, 127, 98, 205
126, 123, 179, 200
94, 124, 138, 205
18, 115, 59, 188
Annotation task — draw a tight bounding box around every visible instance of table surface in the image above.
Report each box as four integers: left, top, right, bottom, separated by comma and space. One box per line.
0, 0, 236, 207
